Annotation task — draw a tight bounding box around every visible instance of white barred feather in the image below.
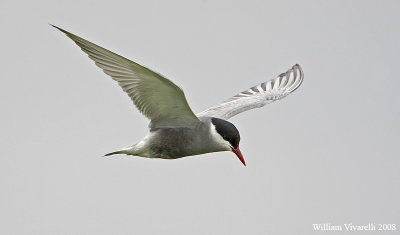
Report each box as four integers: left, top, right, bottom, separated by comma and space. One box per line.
197, 64, 303, 120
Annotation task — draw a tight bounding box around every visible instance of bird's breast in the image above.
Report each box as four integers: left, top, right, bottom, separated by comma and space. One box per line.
147, 124, 226, 159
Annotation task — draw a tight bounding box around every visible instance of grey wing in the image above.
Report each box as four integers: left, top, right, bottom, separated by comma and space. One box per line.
197, 64, 303, 120
53, 25, 199, 129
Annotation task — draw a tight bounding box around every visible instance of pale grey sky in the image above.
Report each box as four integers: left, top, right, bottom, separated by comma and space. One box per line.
1, 0, 399, 234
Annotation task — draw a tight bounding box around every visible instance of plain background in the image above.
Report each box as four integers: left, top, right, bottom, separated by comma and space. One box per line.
1, 0, 399, 234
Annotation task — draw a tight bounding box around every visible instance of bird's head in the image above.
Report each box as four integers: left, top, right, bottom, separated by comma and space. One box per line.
210, 118, 245, 166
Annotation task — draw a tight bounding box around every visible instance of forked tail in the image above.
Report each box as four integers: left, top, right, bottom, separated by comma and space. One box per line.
104, 150, 126, 156
103, 145, 148, 158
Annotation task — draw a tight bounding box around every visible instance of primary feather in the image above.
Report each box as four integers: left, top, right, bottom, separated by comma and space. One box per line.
197, 64, 303, 120
52, 25, 199, 129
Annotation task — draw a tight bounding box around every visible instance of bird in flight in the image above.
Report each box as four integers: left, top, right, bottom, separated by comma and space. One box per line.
52, 25, 303, 166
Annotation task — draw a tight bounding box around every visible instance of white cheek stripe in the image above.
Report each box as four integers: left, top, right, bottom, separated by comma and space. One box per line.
209, 123, 231, 149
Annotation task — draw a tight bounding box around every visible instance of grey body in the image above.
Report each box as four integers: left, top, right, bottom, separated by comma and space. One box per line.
123, 117, 229, 159
53, 25, 303, 163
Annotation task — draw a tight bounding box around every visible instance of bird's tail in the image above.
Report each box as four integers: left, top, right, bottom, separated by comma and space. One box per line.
104, 150, 127, 157
103, 145, 144, 157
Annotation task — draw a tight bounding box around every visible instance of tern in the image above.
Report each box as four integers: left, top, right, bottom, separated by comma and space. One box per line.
52, 25, 303, 166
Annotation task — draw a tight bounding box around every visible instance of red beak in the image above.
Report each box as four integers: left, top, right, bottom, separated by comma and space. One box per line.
231, 147, 246, 166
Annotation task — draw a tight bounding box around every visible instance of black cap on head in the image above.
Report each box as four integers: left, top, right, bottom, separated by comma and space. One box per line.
211, 118, 240, 149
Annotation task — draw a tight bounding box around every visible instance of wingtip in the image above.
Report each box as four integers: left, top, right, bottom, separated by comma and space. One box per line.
50, 24, 69, 35
292, 64, 302, 71
289, 64, 304, 92
50, 24, 59, 30
295, 64, 303, 79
